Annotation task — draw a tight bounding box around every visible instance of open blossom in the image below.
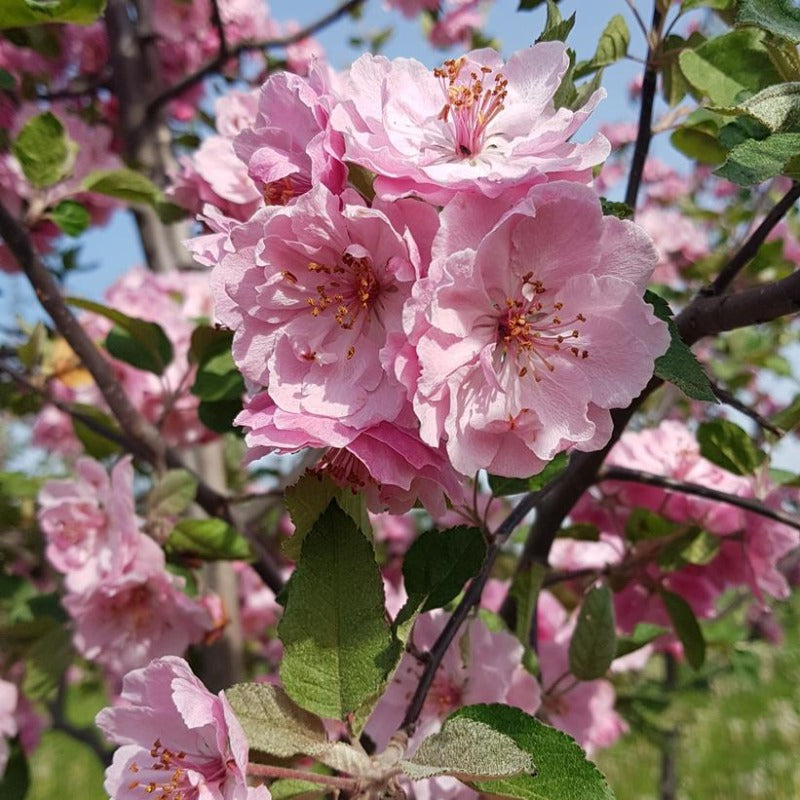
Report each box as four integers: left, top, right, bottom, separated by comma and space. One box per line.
96, 657, 269, 800
330, 44, 609, 204
429, 1, 486, 50
402, 181, 670, 476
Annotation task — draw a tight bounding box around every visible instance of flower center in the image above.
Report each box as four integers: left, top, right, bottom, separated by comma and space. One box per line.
314, 449, 375, 491
433, 56, 508, 158
496, 275, 588, 381
261, 174, 312, 205
127, 739, 194, 800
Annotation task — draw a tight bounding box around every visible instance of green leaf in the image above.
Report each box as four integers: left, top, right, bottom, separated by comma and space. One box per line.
509, 563, 545, 646
719, 82, 800, 132
488, 452, 569, 496
452, 704, 617, 800
660, 589, 706, 669
283, 473, 371, 561
396, 526, 486, 627
670, 125, 728, 165
197, 398, 243, 434
268, 780, 323, 800
81, 168, 162, 206
0, 68, 15, 90
11, 112, 77, 188
574, 15, 629, 78
0, 741, 29, 800
535, 0, 575, 44
71, 404, 122, 459
67, 296, 174, 376
738, 0, 800, 44
696, 418, 766, 475
771, 393, 800, 432
0, 0, 105, 27
714, 131, 800, 184
569, 584, 617, 681
278, 502, 397, 720
402, 715, 534, 781
658, 528, 720, 571
678, 29, 781, 106
48, 199, 90, 236
191, 331, 244, 402
23, 623, 72, 699
225, 683, 328, 758
645, 290, 717, 402
600, 198, 633, 220
146, 469, 198, 518
165, 518, 253, 561
615, 622, 668, 659
625, 507, 680, 542
518, 0, 548, 9
346, 162, 376, 202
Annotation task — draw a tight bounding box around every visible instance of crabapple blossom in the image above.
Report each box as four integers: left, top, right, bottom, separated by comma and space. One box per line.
429, 1, 486, 50
402, 181, 670, 476
95, 656, 269, 800
330, 44, 610, 204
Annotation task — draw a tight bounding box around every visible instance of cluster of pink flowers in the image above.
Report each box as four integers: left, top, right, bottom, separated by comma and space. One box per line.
556, 421, 800, 646
187, 42, 669, 515
385, 0, 489, 50
34, 267, 217, 453
37, 457, 219, 682
96, 656, 268, 800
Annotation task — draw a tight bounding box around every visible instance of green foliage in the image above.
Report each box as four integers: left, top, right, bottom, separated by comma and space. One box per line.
12, 112, 77, 188
535, 1, 575, 44
720, 83, 800, 132
190, 328, 245, 402
670, 111, 729, 165
278, 502, 398, 721
488, 452, 569, 497
452, 704, 617, 799
146, 469, 198, 518
0, 0, 104, 27
599, 198, 633, 220
615, 623, 669, 659
738, 0, 800, 44
696, 418, 766, 475
517, 0, 549, 9
661, 589, 706, 669
70, 404, 122, 459
81, 168, 162, 206
625, 507, 680, 542
402, 715, 534, 781
66, 296, 174, 376
574, 15, 629, 78
396, 526, 486, 626
715, 131, 800, 184
644, 291, 717, 402
569, 584, 617, 681
658, 528, 720, 571
0, 741, 29, 800
48, 200, 90, 236
509, 562, 545, 648
165, 518, 253, 560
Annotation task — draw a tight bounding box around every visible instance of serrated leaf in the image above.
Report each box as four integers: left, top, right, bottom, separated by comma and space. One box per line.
645, 290, 717, 402
225, 683, 328, 758
81, 168, 162, 205
661, 589, 706, 669
738, 0, 800, 44
283, 473, 371, 561
0, 0, 104, 27
574, 15, 629, 78
678, 29, 781, 106
67, 296, 174, 376
278, 502, 397, 720
48, 199, 90, 236
696, 418, 766, 475
396, 526, 485, 627
714, 131, 800, 184
569, 584, 616, 681
12, 112, 77, 188
452, 704, 617, 800
488, 452, 569, 496
615, 622, 668, 658
403, 716, 534, 781
166, 518, 253, 560
147, 469, 198, 518
719, 83, 800, 132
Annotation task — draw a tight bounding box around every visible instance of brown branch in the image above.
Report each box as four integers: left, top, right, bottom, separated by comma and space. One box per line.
147, 0, 367, 116
709, 382, 782, 437
706, 182, 800, 295
246, 763, 359, 792
210, 0, 229, 60
600, 466, 800, 532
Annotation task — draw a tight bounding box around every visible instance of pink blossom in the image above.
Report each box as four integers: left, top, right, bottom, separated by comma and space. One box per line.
96, 656, 269, 800
0, 678, 18, 777
404, 182, 670, 476
330, 44, 609, 204
599, 122, 638, 149
283, 21, 326, 76
383, 0, 439, 17
429, 1, 486, 50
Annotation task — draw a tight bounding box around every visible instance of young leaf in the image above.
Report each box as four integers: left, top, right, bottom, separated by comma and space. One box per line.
696, 418, 766, 475
402, 716, 534, 781
48, 199, 90, 236
451, 704, 617, 800
278, 502, 397, 720
644, 290, 717, 402
569, 584, 617, 681
0, 0, 105, 27
165, 519, 253, 561
660, 589, 706, 669
146, 469, 198, 518
488, 452, 569, 496
738, 0, 800, 43
11, 112, 77, 188
81, 168, 162, 205
574, 15, 629, 78
535, 1, 575, 44
397, 526, 486, 625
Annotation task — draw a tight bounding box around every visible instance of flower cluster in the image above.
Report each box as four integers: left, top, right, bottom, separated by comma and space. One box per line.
191, 42, 669, 513
37, 458, 219, 682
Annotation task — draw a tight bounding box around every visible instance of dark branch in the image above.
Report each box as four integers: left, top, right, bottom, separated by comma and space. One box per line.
147, 0, 367, 116
706, 182, 800, 296
709, 381, 782, 437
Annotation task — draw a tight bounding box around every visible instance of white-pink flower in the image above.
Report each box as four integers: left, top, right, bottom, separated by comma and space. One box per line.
96, 656, 269, 800
403, 181, 670, 477
331, 44, 609, 204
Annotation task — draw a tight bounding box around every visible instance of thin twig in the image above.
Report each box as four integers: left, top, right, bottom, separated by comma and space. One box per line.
709, 382, 783, 437
147, 0, 367, 116
247, 763, 359, 792
209, 0, 229, 59
599, 466, 800, 532
705, 182, 800, 295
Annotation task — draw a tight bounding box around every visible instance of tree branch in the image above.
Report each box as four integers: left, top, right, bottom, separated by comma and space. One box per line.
709, 381, 782, 437
706, 182, 800, 295
147, 0, 367, 116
